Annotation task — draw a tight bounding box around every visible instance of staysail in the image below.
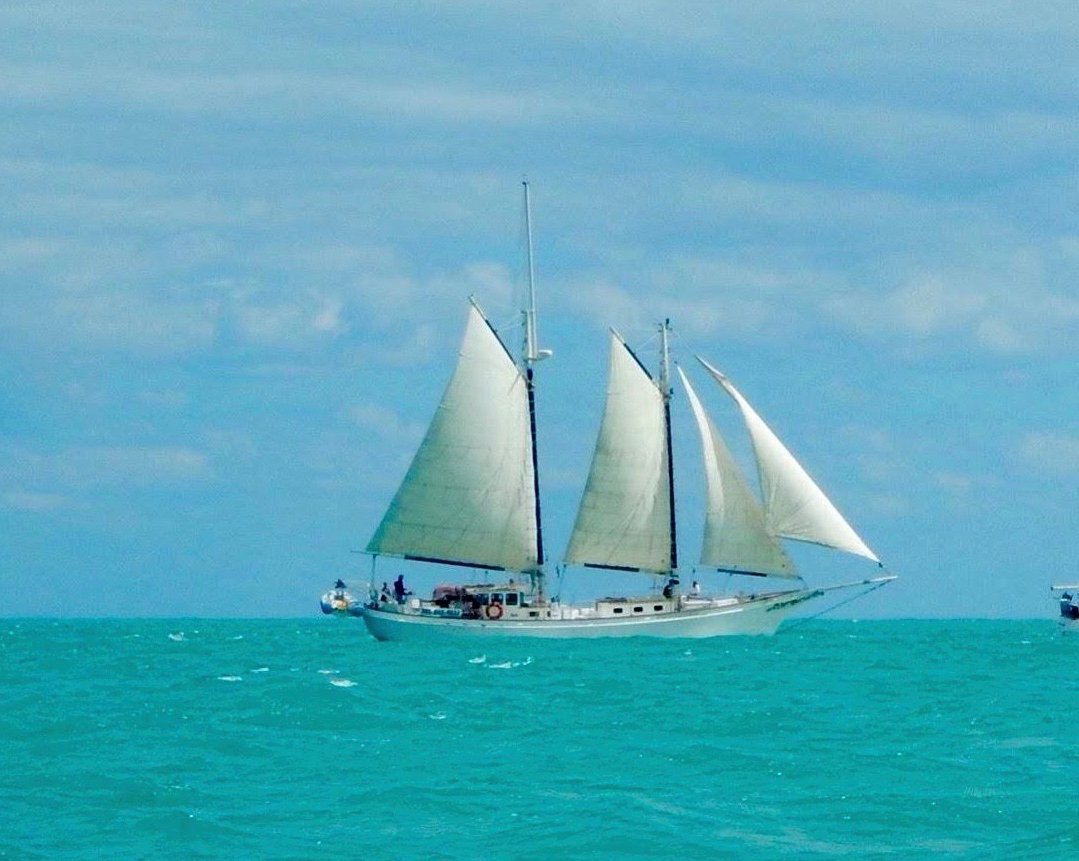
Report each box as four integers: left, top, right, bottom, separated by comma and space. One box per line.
697, 358, 879, 563
565, 331, 672, 573
367, 301, 539, 572
678, 367, 796, 578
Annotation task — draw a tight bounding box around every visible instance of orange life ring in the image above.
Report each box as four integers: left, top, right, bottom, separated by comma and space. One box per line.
485, 602, 503, 620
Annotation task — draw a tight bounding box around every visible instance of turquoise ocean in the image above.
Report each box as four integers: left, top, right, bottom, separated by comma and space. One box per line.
2, 619, 1076, 860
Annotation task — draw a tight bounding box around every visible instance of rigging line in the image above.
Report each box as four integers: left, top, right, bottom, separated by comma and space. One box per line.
497, 313, 526, 333
778, 578, 893, 634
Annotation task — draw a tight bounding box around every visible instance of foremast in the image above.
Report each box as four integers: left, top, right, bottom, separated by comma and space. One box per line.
365, 186, 549, 586
521, 181, 551, 600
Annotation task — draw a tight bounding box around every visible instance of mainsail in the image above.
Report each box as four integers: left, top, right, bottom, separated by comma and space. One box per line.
366, 301, 540, 572
565, 331, 672, 573
697, 357, 879, 563
678, 367, 796, 578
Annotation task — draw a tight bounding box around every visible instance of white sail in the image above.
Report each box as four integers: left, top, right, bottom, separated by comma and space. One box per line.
698, 358, 879, 563
678, 368, 796, 578
367, 302, 539, 572
565, 331, 672, 573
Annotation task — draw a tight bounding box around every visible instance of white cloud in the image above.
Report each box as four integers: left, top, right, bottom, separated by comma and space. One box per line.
74, 446, 214, 487
234, 290, 353, 346
565, 279, 649, 335
2, 445, 214, 491
865, 493, 911, 517
884, 275, 987, 338
932, 470, 1002, 513
313, 296, 345, 335
824, 255, 1079, 356
3, 491, 71, 512
1018, 432, 1079, 476
137, 389, 191, 410
349, 403, 425, 445
55, 289, 219, 355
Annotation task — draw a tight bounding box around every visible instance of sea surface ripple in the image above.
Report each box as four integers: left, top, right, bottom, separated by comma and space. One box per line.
1, 619, 1076, 859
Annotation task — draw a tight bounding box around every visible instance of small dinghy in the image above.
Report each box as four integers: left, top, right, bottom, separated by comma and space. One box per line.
320, 581, 360, 616
1052, 584, 1079, 633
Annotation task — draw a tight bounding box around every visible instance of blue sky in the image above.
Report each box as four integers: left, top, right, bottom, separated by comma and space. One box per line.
1, 1, 1076, 618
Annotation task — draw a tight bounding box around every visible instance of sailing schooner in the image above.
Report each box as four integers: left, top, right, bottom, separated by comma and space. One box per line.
356, 185, 894, 640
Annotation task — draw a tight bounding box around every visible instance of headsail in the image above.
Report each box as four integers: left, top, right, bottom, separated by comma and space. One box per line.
565, 331, 672, 574
367, 301, 540, 572
697, 357, 879, 563
678, 367, 796, 578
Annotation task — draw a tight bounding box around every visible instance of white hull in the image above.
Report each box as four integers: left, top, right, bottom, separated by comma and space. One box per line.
358, 592, 818, 641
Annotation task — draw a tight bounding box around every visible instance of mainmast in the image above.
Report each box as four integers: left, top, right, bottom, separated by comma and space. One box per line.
659, 319, 678, 573
521, 181, 551, 592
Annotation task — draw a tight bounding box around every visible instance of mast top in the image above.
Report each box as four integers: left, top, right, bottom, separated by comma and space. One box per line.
658, 318, 672, 399
522, 181, 552, 367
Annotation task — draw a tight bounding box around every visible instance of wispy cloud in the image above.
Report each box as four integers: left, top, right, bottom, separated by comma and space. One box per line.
349, 403, 425, 445
823, 253, 1079, 356
1017, 431, 1079, 476
2, 445, 214, 493
3, 491, 71, 513
933, 471, 1002, 512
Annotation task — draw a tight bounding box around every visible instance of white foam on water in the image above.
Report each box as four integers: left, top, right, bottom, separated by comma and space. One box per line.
487, 657, 533, 670
330, 678, 356, 688
317, 668, 337, 675
168, 632, 185, 641
468, 655, 487, 664
251, 667, 269, 673
216, 675, 243, 682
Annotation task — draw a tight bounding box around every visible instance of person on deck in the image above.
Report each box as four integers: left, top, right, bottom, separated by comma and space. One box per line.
393, 575, 408, 603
